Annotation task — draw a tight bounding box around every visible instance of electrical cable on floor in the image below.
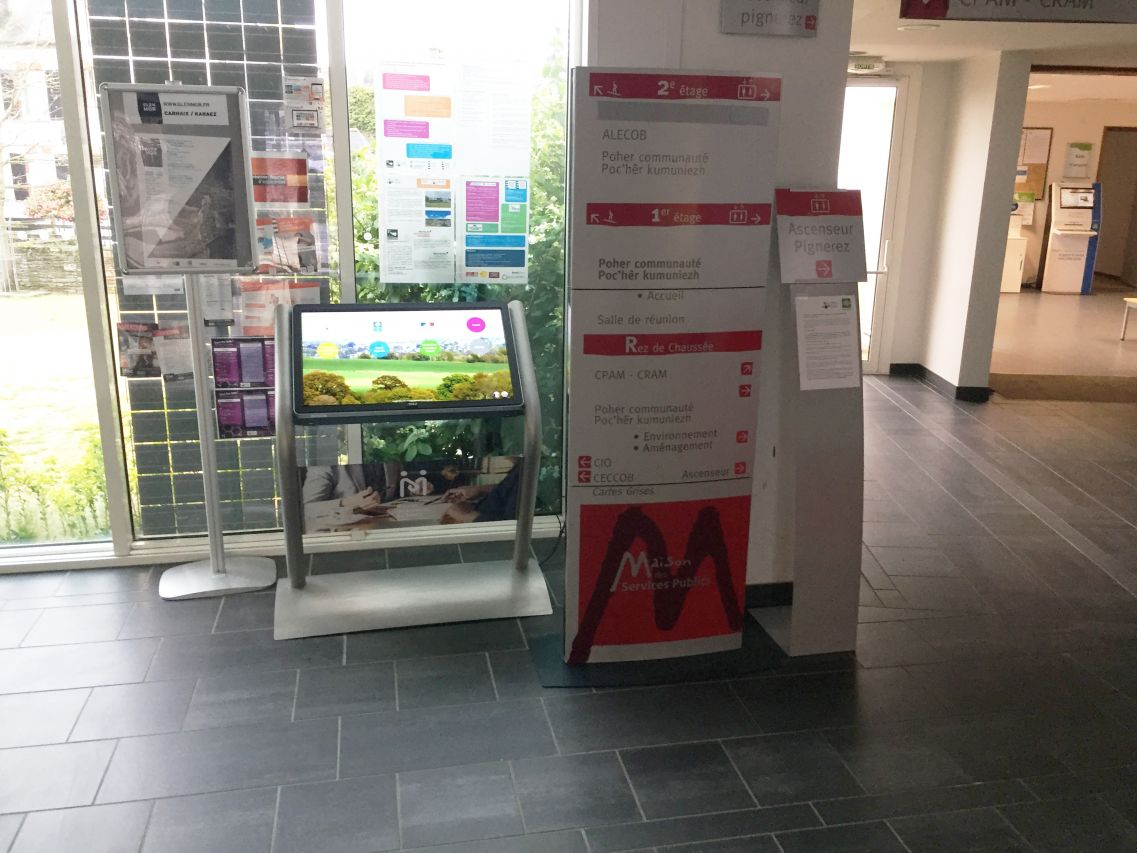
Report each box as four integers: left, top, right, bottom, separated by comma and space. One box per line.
538, 513, 566, 569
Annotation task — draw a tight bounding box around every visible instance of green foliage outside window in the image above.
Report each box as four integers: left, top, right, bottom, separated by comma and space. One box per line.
347, 45, 567, 512
0, 426, 108, 542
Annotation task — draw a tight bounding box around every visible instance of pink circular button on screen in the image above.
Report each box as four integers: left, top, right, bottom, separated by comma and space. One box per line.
467, 317, 486, 332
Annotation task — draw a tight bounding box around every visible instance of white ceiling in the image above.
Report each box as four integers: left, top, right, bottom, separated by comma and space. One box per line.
850, 0, 1137, 62
1027, 72, 1137, 104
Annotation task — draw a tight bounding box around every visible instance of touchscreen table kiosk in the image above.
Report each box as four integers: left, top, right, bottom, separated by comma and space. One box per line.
272, 301, 552, 639
1042, 183, 1101, 294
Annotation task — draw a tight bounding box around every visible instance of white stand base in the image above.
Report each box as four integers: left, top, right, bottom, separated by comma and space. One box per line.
751, 605, 858, 657
750, 606, 794, 654
273, 558, 553, 640
159, 556, 279, 600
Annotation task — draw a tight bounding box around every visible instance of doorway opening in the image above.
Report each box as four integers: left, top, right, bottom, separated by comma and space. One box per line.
990, 68, 1137, 399
838, 79, 903, 370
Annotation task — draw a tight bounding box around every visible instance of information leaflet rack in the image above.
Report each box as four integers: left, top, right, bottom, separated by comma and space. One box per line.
272, 300, 552, 640
99, 82, 278, 600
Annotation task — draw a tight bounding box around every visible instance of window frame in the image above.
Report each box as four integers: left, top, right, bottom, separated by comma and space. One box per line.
1, 0, 582, 570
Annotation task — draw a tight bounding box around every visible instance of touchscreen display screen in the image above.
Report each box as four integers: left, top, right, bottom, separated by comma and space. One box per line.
1060, 188, 1094, 209
292, 304, 522, 422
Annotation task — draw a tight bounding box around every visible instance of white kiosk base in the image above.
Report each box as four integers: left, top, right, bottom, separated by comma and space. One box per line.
273, 558, 550, 639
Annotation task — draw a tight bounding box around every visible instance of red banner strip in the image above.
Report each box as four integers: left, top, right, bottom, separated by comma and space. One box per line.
775, 189, 863, 217
583, 331, 762, 356
585, 203, 770, 227
588, 72, 781, 103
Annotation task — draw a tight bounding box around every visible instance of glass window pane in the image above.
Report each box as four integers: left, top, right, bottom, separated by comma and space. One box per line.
1, 3, 110, 545
343, 0, 568, 513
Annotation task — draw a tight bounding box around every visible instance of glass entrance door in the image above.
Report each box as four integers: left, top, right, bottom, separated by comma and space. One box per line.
838, 79, 903, 371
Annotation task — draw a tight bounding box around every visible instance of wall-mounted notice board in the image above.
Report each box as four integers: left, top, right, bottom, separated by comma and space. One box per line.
1016, 127, 1053, 201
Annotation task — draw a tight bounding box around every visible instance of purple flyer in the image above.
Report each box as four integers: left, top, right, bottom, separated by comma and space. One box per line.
242, 391, 270, 429
211, 340, 241, 387
465, 181, 499, 223
238, 340, 266, 386
215, 392, 244, 438
264, 339, 276, 386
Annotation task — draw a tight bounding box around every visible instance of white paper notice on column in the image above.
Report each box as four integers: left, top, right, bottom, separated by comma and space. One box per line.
775, 189, 867, 284
564, 67, 781, 665
794, 292, 862, 391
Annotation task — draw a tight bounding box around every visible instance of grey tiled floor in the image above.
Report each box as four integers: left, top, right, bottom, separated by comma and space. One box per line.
4, 377, 1137, 850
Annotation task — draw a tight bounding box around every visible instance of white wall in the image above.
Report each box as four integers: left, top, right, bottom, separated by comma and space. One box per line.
587, 0, 855, 584
883, 62, 951, 368
920, 53, 1030, 387
1019, 100, 1137, 282
881, 51, 1028, 387
958, 52, 1031, 386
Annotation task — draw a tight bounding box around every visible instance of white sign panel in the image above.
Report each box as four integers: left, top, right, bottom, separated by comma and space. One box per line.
775, 189, 867, 284
794, 293, 862, 391
900, 0, 1137, 23
720, 0, 820, 36
1064, 143, 1093, 180
122, 92, 229, 126
565, 68, 781, 665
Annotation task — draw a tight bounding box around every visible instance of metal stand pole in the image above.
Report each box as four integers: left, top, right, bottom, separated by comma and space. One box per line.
508, 300, 542, 573
275, 303, 307, 588
158, 275, 277, 599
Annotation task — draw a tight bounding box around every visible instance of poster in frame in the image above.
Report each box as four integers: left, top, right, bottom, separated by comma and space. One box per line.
99, 83, 258, 275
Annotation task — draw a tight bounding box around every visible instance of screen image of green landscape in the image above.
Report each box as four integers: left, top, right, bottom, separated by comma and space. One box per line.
300, 310, 514, 406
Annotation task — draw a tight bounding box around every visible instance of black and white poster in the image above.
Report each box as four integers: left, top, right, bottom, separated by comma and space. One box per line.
100, 85, 257, 274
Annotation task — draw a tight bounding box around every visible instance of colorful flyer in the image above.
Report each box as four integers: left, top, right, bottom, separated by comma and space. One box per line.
211, 337, 275, 389
116, 322, 160, 377
284, 76, 325, 134
378, 175, 455, 284
376, 62, 454, 177
373, 56, 532, 284
458, 177, 529, 284
256, 215, 321, 274
237, 278, 322, 336
251, 152, 309, 206
215, 389, 274, 437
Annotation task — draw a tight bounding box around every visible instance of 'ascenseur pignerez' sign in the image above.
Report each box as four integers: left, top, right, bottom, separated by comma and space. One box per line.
900, 0, 1137, 24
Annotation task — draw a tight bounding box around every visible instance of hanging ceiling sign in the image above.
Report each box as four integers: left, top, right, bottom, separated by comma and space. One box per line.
720, 0, 819, 36
900, 0, 1137, 24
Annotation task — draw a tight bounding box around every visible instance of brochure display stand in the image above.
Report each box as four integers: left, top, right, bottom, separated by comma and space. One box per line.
99, 83, 277, 600
271, 300, 552, 640
158, 273, 280, 598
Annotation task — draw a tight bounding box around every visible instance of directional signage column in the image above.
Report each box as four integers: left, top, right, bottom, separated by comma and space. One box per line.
565, 68, 781, 663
